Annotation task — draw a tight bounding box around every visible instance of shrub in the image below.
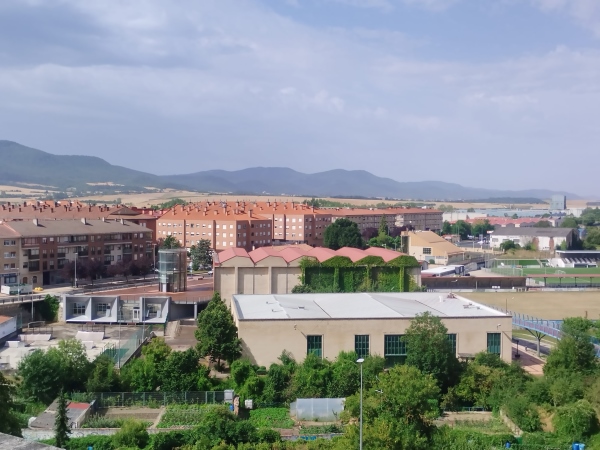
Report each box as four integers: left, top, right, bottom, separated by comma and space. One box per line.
112, 419, 150, 449
553, 400, 599, 442
257, 428, 281, 443
504, 396, 542, 433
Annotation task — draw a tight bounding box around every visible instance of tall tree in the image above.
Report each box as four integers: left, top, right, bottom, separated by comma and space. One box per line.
136, 256, 152, 279
84, 258, 105, 285
471, 219, 494, 238
560, 217, 579, 228
189, 239, 213, 270
544, 329, 597, 378
86, 354, 121, 393
344, 365, 441, 450
54, 390, 70, 448
195, 292, 241, 368
0, 372, 22, 436
160, 235, 181, 249
402, 312, 461, 391
323, 218, 364, 250
378, 215, 389, 237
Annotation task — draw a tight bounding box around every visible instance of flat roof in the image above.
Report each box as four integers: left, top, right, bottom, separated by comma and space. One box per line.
232, 292, 509, 320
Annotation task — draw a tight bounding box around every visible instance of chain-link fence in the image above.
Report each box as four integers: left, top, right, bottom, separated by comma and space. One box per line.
72, 391, 228, 408
101, 324, 157, 368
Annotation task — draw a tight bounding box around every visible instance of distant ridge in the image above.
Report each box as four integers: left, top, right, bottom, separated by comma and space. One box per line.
0, 141, 580, 200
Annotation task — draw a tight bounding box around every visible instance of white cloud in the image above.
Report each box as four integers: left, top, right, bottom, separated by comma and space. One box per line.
530, 0, 600, 36
0, 0, 599, 193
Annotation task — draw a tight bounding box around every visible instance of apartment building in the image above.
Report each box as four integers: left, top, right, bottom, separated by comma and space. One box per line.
0, 201, 158, 239
402, 230, 467, 265
156, 201, 332, 251
330, 207, 443, 238
0, 218, 153, 287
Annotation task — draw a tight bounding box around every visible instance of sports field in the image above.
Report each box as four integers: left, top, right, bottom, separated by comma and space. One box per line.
466, 291, 600, 320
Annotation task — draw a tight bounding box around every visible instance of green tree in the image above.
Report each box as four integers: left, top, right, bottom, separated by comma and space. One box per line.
112, 419, 150, 449
471, 219, 494, 238
553, 400, 599, 442
534, 220, 552, 227
18, 339, 91, 404
160, 348, 204, 392
0, 372, 22, 436
378, 215, 389, 237
54, 390, 70, 448
190, 239, 213, 270
441, 221, 452, 235
561, 217, 579, 228
544, 330, 597, 378
84, 258, 106, 286
344, 365, 441, 449
323, 218, 364, 250
38, 294, 60, 322
499, 240, 520, 252
402, 312, 461, 391
121, 338, 171, 392
86, 354, 121, 393
585, 227, 600, 248
196, 292, 242, 368
453, 220, 472, 240
160, 235, 181, 249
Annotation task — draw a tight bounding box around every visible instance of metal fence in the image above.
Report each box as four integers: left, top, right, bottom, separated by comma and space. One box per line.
102, 324, 156, 368
72, 391, 227, 408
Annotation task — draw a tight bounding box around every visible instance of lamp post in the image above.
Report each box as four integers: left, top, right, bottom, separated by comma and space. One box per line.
356, 357, 365, 450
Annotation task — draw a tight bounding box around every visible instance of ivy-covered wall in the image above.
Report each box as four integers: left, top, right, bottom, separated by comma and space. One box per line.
299, 255, 420, 293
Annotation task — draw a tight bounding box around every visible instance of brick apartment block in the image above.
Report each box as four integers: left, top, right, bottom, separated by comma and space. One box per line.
156, 200, 442, 252
0, 201, 158, 239
0, 218, 153, 287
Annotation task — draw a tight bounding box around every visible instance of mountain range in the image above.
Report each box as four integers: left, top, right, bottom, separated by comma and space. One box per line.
0, 140, 580, 201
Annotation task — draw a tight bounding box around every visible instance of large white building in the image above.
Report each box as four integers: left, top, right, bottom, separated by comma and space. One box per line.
231, 292, 512, 367
489, 228, 576, 251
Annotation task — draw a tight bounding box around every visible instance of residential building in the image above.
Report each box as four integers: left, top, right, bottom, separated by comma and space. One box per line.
489, 228, 576, 251
214, 245, 418, 304
157, 201, 442, 252
156, 200, 331, 251
0, 201, 158, 240
330, 207, 443, 238
401, 230, 468, 265
231, 292, 512, 367
0, 218, 153, 287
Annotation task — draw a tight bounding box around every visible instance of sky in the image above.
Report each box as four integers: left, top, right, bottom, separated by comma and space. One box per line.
0, 0, 599, 195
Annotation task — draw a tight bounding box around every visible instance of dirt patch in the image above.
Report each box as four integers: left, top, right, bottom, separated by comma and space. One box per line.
466, 291, 600, 320
436, 411, 493, 425
97, 407, 160, 421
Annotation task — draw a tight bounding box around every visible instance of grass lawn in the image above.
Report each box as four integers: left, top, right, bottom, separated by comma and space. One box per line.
466, 291, 600, 320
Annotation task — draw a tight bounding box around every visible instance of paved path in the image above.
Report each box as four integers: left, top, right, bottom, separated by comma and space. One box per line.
512, 342, 544, 376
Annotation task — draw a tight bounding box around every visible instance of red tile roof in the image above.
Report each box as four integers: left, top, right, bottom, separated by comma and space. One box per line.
216, 245, 406, 265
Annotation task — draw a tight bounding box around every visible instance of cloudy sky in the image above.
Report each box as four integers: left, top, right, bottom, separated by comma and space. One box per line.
0, 0, 599, 195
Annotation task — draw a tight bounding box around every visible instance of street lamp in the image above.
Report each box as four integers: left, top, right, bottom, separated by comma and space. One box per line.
356, 357, 365, 450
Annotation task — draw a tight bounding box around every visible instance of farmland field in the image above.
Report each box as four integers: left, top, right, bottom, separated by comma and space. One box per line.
466, 291, 600, 320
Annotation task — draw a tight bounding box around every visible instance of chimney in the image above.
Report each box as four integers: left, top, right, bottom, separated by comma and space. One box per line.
120, 218, 124, 224
81, 217, 87, 225
248, 209, 253, 218
102, 217, 106, 222
32, 218, 39, 226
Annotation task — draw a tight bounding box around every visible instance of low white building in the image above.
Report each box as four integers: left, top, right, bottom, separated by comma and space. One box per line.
489, 228, 576, 251
0, 315, 17, 341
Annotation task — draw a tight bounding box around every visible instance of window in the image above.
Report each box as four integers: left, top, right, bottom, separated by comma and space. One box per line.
32, 276, 38, 283
355, 335, 370, 358
73, 303, 86, 315
307, 335, 323, 357
487, 333, 501, 355
447, 334, 457, 355
3, 240, 16, 246
384, 335, 407, 367
97, 303, 109, 313
423, 247, 432, 255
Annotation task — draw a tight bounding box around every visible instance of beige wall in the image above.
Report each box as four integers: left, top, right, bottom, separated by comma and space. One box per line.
234, 315, 513, 367
214, 265, 302, 306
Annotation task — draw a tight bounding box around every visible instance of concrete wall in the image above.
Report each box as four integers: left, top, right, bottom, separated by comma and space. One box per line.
236, 315, 512, 367
0, 316, 17, 340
